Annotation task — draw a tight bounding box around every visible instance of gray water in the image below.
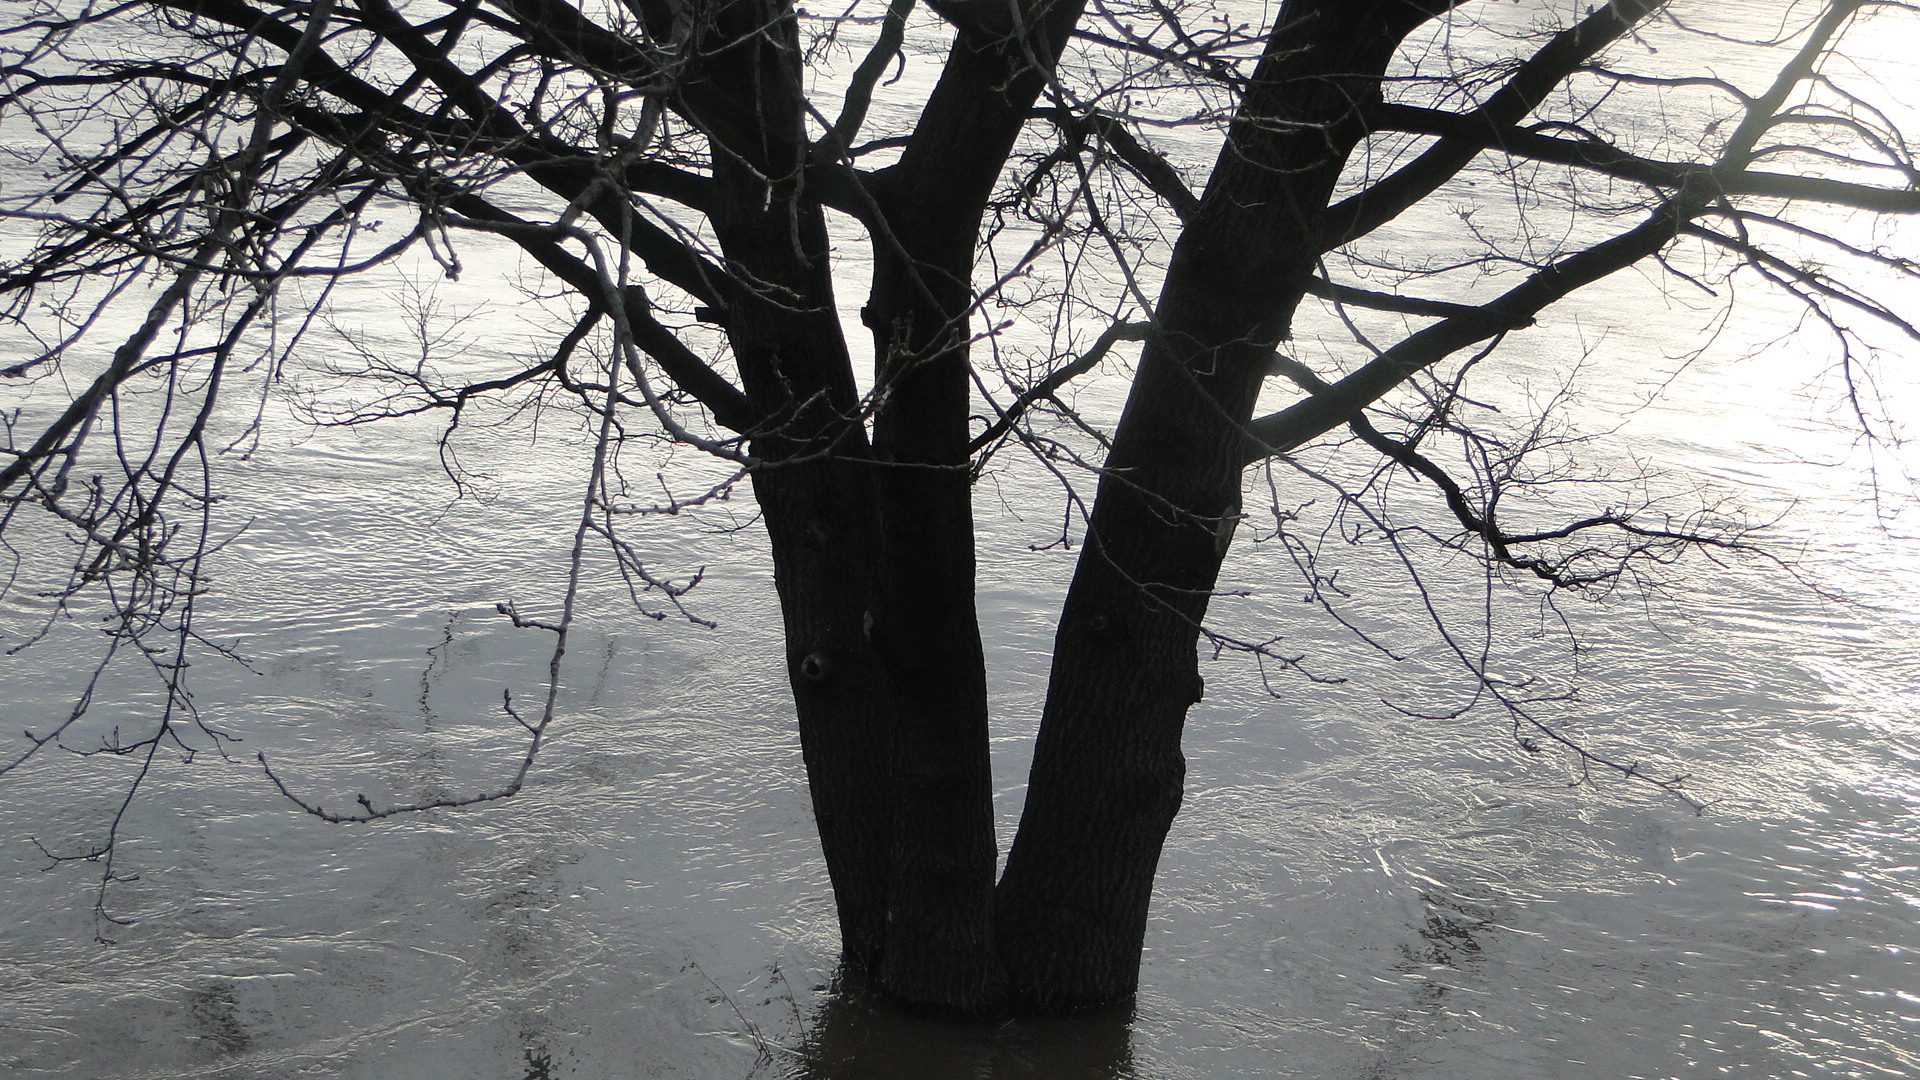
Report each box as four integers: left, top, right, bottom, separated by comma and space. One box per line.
5, 2, 1920, 1077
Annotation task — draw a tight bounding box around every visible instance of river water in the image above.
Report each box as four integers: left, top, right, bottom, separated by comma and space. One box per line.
4, 2, 1920, 1077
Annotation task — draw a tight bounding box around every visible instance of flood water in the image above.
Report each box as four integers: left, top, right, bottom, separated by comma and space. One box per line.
5, 2, 1920, 1078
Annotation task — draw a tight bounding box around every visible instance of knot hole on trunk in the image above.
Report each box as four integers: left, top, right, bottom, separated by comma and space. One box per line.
800, 652, 830, 681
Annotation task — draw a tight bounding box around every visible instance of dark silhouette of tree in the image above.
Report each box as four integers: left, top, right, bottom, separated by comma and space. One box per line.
3, 0, 1916, 1016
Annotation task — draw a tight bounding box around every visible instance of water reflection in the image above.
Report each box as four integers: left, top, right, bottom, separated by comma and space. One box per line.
795, 974, 1135, 1080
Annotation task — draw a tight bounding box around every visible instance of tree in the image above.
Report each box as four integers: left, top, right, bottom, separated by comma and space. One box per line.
2, 0, 1915, 1018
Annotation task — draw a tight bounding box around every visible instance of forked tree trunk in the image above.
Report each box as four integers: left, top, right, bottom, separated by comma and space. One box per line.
733, 0, 1459, 1018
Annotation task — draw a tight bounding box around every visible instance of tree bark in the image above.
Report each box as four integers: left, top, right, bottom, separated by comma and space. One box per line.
700, 0, 1460, 1017
858, 0, 1090, 1013
994, 0, 1460, 1013
693, 0, 902, 972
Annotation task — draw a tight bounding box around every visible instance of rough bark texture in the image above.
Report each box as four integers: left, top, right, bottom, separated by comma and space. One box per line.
705, 0, 1468, 1018
994, 0, 1462, 1013
697, 0, 899, 971
857, 0, 1092, 1013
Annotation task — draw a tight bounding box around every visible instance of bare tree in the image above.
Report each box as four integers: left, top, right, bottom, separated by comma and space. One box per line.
2, 0, 1915, 1016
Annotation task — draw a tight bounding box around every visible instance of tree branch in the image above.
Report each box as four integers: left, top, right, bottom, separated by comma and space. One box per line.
1319, 0, 1670, 251
1365, 100, 1920, 214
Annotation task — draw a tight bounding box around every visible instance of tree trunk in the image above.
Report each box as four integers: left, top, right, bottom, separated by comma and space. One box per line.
697, 0, 902, 973
994, 0, 1461, 1013
856, 0, 1092, 1013
712, 0, 1460, 1017
752, 460, 898, 969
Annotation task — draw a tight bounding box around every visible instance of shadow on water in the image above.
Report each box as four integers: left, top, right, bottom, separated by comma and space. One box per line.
791, 974, 1137, 1080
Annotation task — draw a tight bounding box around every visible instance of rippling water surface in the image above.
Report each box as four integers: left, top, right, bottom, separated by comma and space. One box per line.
6, 3, 1920, 1078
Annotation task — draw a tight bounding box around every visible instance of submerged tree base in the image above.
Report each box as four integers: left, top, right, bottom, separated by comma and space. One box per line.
801, 965, 1137, 1076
